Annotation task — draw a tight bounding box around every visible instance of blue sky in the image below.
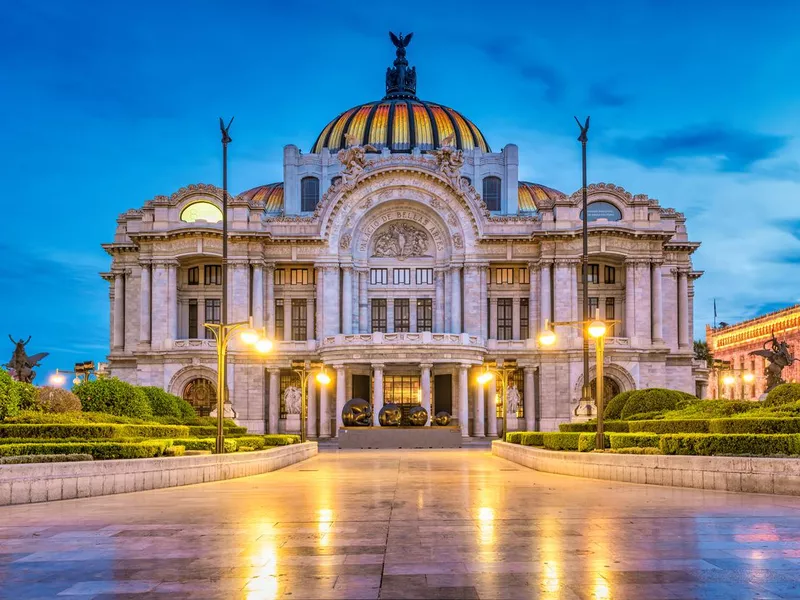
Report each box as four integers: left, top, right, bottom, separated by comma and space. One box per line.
2, 0, 800, 379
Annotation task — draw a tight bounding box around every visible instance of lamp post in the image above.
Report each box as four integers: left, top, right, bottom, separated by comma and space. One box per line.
539, 310, 615, 450
722, 370, 755, 400
575, 116, 592, 408
292, 360, 331, 443
477, 359, 518, 440
204, 317, 272, 454
218, 117, 234, 454
49, 361, 97, 386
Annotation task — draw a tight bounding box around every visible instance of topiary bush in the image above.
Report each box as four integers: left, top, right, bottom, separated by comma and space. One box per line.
520, 432, 545, 446
604, 390, 634, 420
0, 370, 20, 420
628, 419, 711, 434
542, 432, 581, 451
764, 383, 800, 407
35, 387, 82, 413
620, 389, 693, 420
73, 378, 152, 419
140, 387, 196, 420
609, 432, 660, 449
505, 432, 523, 444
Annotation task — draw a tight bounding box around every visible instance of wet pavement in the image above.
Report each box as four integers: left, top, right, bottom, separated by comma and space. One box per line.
1, 448, 800, 599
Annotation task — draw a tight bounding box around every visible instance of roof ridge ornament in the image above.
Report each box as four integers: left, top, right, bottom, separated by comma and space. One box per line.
385, 31, 417, 99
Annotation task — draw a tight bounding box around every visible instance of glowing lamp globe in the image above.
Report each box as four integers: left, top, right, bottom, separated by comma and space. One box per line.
477, 371, 494, 385
240, 328, 260, 345
723, 375, 735, 386
254, 339, 273, 354
316, 370, 332, 385
743, 373, 755, 383
588, 320, 607, 338
50, 371, 66, 386
538, 329, 556, 346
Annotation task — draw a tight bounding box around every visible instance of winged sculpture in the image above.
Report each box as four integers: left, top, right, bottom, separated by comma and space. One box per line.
749, 333, 798, 392
5, 335, 49, 384
389, 31, 413, 50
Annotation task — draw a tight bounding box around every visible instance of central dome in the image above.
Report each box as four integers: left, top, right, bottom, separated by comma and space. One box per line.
312, 32, 490, 154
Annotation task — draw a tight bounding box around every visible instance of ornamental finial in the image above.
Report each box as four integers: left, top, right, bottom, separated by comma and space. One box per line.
385, 31, 417, 99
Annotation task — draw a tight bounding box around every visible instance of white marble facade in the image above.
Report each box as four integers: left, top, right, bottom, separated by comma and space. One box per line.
102, 42, 702, 435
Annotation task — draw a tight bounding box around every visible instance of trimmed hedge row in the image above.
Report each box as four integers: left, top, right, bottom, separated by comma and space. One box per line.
542, 432, 581, 451
172, 438, 238, 453
627, 418, 800, 435
628, 420, 710, 434
0, 423, 190, 440
3, 411, 239, 428
559, 421, 630, 433
609, 433, 660, 449
0, 440, 172, 460
187, 425, 248, 437
0, 453, 94, 464
659, 433, 800, 456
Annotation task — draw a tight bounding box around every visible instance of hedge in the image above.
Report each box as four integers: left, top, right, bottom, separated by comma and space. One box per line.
0, 370, 19, 420
764, 383, 800, 407
172, 438, 238, 453
187, 425, 248, 437
34, 387, 82, 413
628, 420, 710, 434
578, 433, 610, 452
3, 411, 239, 428
659, 433, 800, 456
542, 432, 581, 451
0, 453, 94, 464
73, 378, 152, 419
609, 433, 660, 449
505, 432, 523, 444
604, 391, 634, 420
0, 440, 172, 459
559, 421, 630, 433
620, 389, 694, 420
521, 432, 545, 446
264, 434, 300, 446
0, 423, 189, 440
608, 447, 661, 455
708, 418, 800, 435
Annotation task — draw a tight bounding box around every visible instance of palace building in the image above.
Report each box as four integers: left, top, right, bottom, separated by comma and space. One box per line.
102, 36, 703, 435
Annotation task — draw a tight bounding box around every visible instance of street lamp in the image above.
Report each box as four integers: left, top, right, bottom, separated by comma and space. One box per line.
292, 360, 331, 443
721, 370, 755, 400
477, 359, 518, 440
204, 316, 272, 454
49, 362, 97, 387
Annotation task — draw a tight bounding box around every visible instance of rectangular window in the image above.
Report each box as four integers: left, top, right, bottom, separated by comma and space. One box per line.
497, 298, 513, 340
605, 298, 615, 336
384, 375, 421, 405
275, 299, 284, 340
204, 299, 220, 339
370, 268, 388, 285
290, 268, 309, 285
589, 297, 599, 318
604, 265, 616, 284
301, 177, 319, 212
188, 300, 198, 338
394, 299, 410, 332
204, 265, 222, 285
417, 298, 433, 332
188, 266, 199, 286
521, 298, 529, 340
291, 299, 307, 340
519, 267, 530, 284
274, 269, 285, 285
495, 268, 514, 284
393, 268, 411, 285
415, 268, 433, 285
371, 299, 387, 332
587, 264, 599, 284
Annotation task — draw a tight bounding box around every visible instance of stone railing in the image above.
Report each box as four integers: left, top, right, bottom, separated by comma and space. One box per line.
604, 337, 631, 347
485, 339, 537, 352
173, 339, 216, 349
321, 332, 484, 347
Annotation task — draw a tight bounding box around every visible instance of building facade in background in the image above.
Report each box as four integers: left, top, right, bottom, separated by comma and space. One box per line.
102, 38, 703, 435
707, 305, 800, 400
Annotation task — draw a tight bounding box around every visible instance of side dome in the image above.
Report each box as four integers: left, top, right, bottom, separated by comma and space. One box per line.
311, 32, 490, 154
238, 182, 284, 214
518, 182, 565, 213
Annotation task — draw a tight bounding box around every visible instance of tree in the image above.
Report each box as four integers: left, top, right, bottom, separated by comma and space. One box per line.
694, 340, 713, 367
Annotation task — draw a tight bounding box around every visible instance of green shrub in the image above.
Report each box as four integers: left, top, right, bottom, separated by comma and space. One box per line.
659, 433, 800, 456
620, 389, 693, 420
609, 432, 660, 449
708, 418, 800, 435
542, 432, 581, 451
520, 432, 545, 446
628, 419, 710, 434
73, 378, 152, 419
764, 383, 800, 407
0, 370, 20, 420
0, 453, 94, 464
10, 382, 38, 412
141, 387, 181, 418
604, 391, 634, 420
578, 432, 610, 452
608, 447, 661, 455
172, 438, 238, 452
186, 425, 248, 437
0, 440, 172, 460
235, 435, 266, 450
661, 399, 755, 420
263, 434, 299, 446
164, 445, 185, 457
559, 421, 630, 433
505, 432, 523, 444
0, 423, 189, 440
35, 387, 82, 413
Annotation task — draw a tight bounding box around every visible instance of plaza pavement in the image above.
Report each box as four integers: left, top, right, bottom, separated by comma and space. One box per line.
1, 448, 800, 599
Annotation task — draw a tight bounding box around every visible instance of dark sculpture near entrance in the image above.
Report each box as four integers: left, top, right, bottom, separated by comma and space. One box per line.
342, 398, 372, 426
4, 335, 49, 384
434, 411, 451, 426
408, 406, 428, 426
379, 403, 402, 426
750, 334, 799, 392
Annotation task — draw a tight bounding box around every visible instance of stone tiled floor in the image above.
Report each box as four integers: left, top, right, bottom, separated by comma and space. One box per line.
1, 449, 800, 599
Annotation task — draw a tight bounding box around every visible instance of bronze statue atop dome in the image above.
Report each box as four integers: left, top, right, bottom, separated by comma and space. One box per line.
385, 31, 417, 98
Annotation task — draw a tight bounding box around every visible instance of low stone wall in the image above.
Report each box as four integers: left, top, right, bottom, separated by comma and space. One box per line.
493, 441, 800, 496
0, 442, 317, 506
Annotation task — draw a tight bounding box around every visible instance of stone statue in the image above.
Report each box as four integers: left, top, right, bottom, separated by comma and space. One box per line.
4, 335, 49, 384
430, 144, 465, 191
283, 386, 302, 414
506, 384, 521, 414
372, 223, 429, 259
750, 334, 798, 392
336, 135, 377, 191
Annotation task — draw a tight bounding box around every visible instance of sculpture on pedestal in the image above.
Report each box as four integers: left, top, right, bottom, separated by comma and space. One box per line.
342, 398, 372, 426
4, 336, 49, 384
379, 403, 402, 426
750, 334, 799, 392
283, 386, 301, 414
434, 411, 451, 426
506, 385, 521, 415
408, 405, 428, 426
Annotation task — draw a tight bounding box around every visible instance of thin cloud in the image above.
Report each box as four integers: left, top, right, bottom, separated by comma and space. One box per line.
587, 83, 631, 107
477, 39, 565, 103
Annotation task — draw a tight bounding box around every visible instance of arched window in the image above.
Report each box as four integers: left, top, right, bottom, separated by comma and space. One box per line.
301, 177, 320, 212
581, 201, 622, 222
182, 378, 217, 417
180, 201, 223, 223
482, 176, 501, 211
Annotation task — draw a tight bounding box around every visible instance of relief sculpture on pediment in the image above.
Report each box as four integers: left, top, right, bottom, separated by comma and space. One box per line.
372, 223, 430, 259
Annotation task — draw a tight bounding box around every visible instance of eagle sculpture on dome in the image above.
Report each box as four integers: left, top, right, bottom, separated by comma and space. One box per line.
389, 32, 413, 50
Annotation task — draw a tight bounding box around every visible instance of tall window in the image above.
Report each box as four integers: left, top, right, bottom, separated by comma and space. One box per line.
291, 299, 307, 340
370, 268, 388, 285
604, 265, 616, 284
586, 264, 599, 284
275, 299, 284, 340
188, 267, 199, 286
204, 299, 220, 339
519, 267, 530, 284
497, 298, 513, 340
605, 298, 615, 336
290, 268, 309, 285
301, 176, 320, 212
274, 269, 285, 285
188, 300, 198, 338
521, 298, 529, 339
495, 268, 514, 284
417, 298, 432, 332
393, 268, 411, 285
204, 265, 222, 285
589, 297, 599, 318
384, 375, 420, 405
483, 176, 501, 211
416, 268, 433, 285
371, 299, 387, 332
394, 299, 410, 332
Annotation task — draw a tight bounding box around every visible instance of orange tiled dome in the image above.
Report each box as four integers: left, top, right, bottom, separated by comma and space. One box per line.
518, 181, 565, 213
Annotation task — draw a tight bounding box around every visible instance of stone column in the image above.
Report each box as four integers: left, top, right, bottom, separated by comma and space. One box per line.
524, 367, 535, 431
113, 272, 124, 350
434, 268, 446, 333
635, 261, 652, 345
387, 298, 395, 333
451, 266, 462, 333
335, 366, 346, 435
372, 364, 384, 426
463, 265, 481, 335
268, 369, 280, 434
230, 262, 250, 324
409, 298, 418, 333
512, 297, 521, 340
528, 262, 539, 340
480, 266, 489, 339
323, 266, 341, 336
553, 261, 574, 339
540, 262, 552, 330
315, 265, 324, 340
625, 260, 635, 339
473, 369, 485, 437
489, 298, 498, 340
652, 262, 663, 343
306, 299, 315, 341
251, 262, 264, 328
358, 270, 369, 333
167, 262, 178, 341
151, 262, 168, 348
678, 269, 689, 348
319, 380, 331, 437
264, 264, 275, 339
307, 376, 317, 438
139, 262, 151, 344
458, 365, 469, 437
341, 267, 353, 334
283, 298, 292, 341
420, 363, 432, 425
487, 378, 498, 437
352, 267, 359, 334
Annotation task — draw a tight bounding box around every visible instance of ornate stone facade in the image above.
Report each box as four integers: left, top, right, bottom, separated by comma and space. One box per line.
102, 37, 703, 435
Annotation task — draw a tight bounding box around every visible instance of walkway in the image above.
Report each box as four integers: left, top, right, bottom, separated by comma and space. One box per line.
1, 449, 800, 599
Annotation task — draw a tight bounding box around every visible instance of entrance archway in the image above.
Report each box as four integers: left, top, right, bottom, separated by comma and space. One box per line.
589, 376, 620, 403
183, 378, 217, 416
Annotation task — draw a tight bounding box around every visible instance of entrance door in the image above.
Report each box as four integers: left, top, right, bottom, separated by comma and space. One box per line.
434, 374, 453, 415
353, 374, 371, 402
589, 376, 620, 403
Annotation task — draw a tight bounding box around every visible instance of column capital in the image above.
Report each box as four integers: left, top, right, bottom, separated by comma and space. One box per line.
138, 259, 152, 267
372, 363, 385, 370
624, 257, 651, 266
268, 367, 281, 375
527, 260, 541, 271
228, 259, 250, 268
419, 363, 433, 370
554, 258, 580, 266
523, 366, 534, 375
263, 262, 276, 272
152, 259, 179, 268
249, 259, 265, 268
